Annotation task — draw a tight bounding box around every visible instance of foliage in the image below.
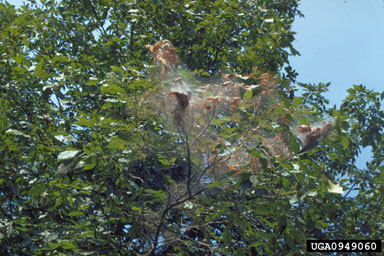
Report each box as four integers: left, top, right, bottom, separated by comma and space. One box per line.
0, 0, 383, 255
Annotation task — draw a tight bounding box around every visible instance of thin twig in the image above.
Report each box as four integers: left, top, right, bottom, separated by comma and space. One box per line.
175, 123, 192, 197
191, 107, 218, 148
343, 182, 356, 199
87, 0, 107, 36
149, 186, 206, 255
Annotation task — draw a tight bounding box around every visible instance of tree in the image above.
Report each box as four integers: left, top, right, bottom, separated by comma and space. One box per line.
1, 0, 383, 255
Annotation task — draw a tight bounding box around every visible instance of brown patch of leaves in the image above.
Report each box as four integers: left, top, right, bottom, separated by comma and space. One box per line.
146, 40, 179, 81
296, 121, 334, 153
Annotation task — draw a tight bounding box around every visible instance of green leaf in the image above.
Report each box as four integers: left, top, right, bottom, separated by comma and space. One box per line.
158, 158, 170, 166
249, 242, 264, 248
223, 227, 232, 244
145, 189, 167, 200
341, 136, 349, 149
206, 179, 227, 188
85, 77, 98, 86
102, 101, 113, 109
247, 149, 261, 158
34, 59, 45, 77
6, 129, 30, 138
68, 211, 83, 217
243, 90, 252, 101
289, 135, 300, 154
131, 207, 142, 212
84, 155, 97, 170
107, 136, 127, 150
101, 84, 125, 95
316, 220, 328, 229
48, 242, 60, 249
2, 0, 378, 254
212, 116, 231, 125
29, 184, 45, 197
130, 79, 152, 89
278, 215, 287, 234
59, 240, 78, 250
74, 117, 95, 127
253, 205, 269, 215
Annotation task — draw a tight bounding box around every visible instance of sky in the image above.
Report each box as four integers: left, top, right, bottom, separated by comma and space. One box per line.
290, 0, 384, 104
8, 0, 383, 169
289, 0, 384, 169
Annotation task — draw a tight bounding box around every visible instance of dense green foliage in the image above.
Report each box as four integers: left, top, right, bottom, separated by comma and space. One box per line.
1, 0, 383, 255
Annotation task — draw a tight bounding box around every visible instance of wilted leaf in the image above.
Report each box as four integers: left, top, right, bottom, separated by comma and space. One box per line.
288, 194, 298, 205
58, 150, 79, 160
6, 129, 30, 138
327, 181, 343, 194
184, 201, 193, 209
54, 135, 74, 143
56, 160, 72, 175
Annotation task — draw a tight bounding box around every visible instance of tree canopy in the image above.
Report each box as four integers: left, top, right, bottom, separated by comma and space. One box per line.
1, 0, 383, 255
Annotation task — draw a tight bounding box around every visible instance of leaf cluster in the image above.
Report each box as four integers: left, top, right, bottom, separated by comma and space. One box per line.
1, 1, 383, 255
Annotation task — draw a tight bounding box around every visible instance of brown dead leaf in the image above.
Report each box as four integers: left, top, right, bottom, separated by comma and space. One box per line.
222, 81, 232, 87
257, 73, 270, 80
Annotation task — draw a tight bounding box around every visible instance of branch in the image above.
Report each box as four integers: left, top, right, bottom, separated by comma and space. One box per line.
206, 46, 221, 70
191, 107, 217, 148
206, 26, 243, 70
149, 187, 207, 255
342, 182, 357, 200
196, 154, 231, 185
175, 123, 192, 197
130, 21, 135, 50
10, 95, 49, 146
87, 0, 107, 36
